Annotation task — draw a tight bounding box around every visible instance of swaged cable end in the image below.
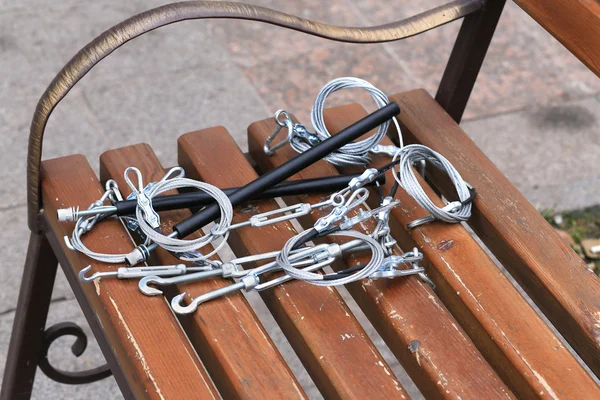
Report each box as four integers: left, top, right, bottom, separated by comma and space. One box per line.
57, 206, 77, 222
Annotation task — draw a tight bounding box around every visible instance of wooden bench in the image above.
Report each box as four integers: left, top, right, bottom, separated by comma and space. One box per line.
2, 1, 600, 399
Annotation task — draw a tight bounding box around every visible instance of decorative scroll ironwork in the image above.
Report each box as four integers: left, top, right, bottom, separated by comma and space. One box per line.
38, 322, 112, 384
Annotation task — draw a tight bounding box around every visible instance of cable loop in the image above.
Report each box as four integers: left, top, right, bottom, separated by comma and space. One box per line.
135, 176, 233, 263
277, 229, 384, 286
392, 144, 473, 226
265, 77, 403, 166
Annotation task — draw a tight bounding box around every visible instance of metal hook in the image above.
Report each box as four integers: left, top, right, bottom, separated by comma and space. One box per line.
78, 265, 117, 282
139, 269, 224, 296
105, 179, 124, 202
171, 275, 260, 315
264, 110, 295, 155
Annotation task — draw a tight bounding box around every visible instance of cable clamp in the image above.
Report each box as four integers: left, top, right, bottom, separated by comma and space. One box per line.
370, 144, 401, 157
348, 168, 379, 191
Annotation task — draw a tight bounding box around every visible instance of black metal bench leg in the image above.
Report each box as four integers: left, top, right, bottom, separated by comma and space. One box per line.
1, 232, 58, 400
436, 0, 507, 123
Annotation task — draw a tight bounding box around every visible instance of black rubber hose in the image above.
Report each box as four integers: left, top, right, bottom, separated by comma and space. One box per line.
113, 174, 385, 216
174, 102, 401, 237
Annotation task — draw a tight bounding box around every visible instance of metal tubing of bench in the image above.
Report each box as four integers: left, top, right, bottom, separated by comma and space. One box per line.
41, 227, 136, 399
0, 233, 59, 400
436, 0, 506, 123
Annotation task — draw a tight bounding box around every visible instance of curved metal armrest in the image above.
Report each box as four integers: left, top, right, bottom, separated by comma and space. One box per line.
27, 0, 483, 231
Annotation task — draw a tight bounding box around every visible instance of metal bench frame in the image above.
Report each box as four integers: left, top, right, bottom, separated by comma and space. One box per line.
3, 0, 543, 398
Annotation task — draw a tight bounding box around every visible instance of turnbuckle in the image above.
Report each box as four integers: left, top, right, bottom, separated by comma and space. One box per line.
228, 203, 313, 230
370, 144, 401, 157
78, 264, 209, 283
169, 242, 349, 314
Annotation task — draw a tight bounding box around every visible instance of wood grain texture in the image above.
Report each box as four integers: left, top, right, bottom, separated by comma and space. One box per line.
514, 0, 600, 77
99, 144, 305, 400
248, 119, 513, 399
177, 127, 409, 399
323, 103, 600, 398
389, 89, 600, 378
41, 155, 219, 400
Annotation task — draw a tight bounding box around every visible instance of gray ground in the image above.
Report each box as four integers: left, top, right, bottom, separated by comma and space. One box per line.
0, 0, 599, 398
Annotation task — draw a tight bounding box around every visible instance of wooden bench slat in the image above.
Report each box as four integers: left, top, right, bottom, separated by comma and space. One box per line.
177, 127, 409, 399
514, 0, 600, 77
322, 104, 600, 398
41, 155, 219, 400
389, 89, 600, 378
248, 120, 514, 399
100, 144, 306, 400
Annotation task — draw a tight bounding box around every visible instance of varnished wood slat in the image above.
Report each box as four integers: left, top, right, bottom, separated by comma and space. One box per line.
323, 104, 600, 398
100, 144, 306, 400
41, 155, 219, 400
248, 119, 513, 399
389, 89, 600, 378
514, 0, 600, 77
178, 127, 409, 399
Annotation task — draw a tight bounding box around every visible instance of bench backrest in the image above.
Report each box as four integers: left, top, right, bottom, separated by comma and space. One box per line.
514, 0, 600, 77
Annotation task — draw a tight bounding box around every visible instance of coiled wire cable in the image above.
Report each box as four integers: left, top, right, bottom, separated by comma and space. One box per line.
277, 229, 384, 286
392, 144, 472, 223
290, 77, 403, 166
65, 186, 130, 264
135, 177, 233, 262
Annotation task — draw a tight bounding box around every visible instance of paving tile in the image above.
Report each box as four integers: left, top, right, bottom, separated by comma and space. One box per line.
206, 0, 365, 69
0, 5, 125, 105
0, 2, 216, 106
353, 1, 600, 120
81, 57, 270, 163
0, 88, 108, 208
0, 298, 122, 399
461, 96, 600, 211
242, 42, 416, 126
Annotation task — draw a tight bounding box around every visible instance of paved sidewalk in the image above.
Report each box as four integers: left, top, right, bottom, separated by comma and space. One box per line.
1, 0, 598, 398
